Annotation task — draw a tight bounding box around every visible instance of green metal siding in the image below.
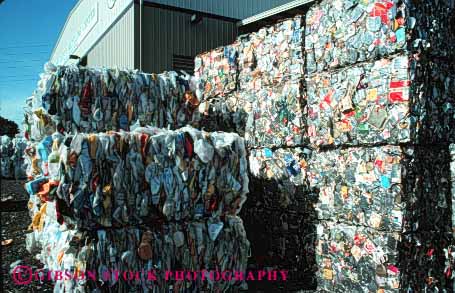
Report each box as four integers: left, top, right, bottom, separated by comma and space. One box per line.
146, 0, 294, 20
141, 5, 237, 73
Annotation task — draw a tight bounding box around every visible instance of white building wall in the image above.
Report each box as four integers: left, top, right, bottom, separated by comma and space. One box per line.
50, 0, 134, 66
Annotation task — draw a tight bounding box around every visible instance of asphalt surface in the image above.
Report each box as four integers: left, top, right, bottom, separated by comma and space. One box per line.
1, 179, 54, 292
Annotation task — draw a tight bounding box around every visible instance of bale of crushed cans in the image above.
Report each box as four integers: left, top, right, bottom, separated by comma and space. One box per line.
194, 16, 306, 149
237, 15, 304, 90
24, 127, 250, 292
308, 145, 452, 233
240, 146, 319, 291
305, 0, 455, 74
194, 43, 239, 100
306, 54, 455, 147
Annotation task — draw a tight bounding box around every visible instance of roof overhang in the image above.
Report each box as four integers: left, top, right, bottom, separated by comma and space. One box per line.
238, 0, 316, 34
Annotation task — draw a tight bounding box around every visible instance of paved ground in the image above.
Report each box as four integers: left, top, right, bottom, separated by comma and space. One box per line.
1, 179, 53, 292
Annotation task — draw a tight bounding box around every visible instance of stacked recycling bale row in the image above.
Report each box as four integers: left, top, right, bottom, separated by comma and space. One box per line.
20, 1, 455, 291
308, 145, 452, 291
194, 16, 306, 148
246, 147, 318, 291
0, 135, 27, 179
194, 16, 317, 291
23, 63, 200, 142
192, 0, 455, 290
22, 65, 251, 292
44, 217, 248, 292
51, 127, 247, 226
305, 0, 455, 291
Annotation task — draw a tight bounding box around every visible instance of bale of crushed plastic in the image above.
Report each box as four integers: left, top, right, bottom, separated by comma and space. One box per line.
24, 65, 199, 142
25, 126, 248, 228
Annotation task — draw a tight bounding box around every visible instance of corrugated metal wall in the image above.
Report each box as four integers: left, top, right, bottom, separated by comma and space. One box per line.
87, 6, 135, 69
146, 0, 293, 20
51, 0, 135, 66
142, 6, 237, 73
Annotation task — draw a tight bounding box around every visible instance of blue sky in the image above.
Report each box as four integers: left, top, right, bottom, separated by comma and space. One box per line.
0, 0, 77, 129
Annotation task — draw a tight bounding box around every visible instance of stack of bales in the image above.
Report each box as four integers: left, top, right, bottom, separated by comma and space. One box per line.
194, 16, 317, 291
192, 0, 455, 290
305, 0, 454, 291
23, 65, 250, 292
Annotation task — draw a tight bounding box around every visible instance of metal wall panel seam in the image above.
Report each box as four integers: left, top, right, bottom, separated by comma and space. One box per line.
84, 2, 135, 66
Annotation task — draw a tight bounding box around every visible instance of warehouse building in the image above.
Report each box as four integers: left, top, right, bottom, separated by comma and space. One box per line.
50, 0, 309, 73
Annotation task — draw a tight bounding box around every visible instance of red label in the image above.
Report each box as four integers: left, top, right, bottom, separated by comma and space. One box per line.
374, 159, 383, 169
343, 110, 356, 118
390, 80, 411, 89
370, 2, 394, 24
389, 91, 405, 102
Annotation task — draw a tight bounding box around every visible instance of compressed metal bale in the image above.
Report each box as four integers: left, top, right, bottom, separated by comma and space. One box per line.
240, 147, 318, 291
238, 15, 305, 90
306, 54, 412, 147
307, 55, 455, 147
305, 0, 455, 74
305, 1, 455, 147
309, 145, 452, 233
316, 221, 401, 292
191, 92, 248, 136
241, 207, 318, 291
194, 43, 239, 100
